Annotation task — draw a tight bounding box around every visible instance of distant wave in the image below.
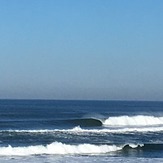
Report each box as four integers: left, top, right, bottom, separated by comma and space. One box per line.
1, 115, 163, 134
1, 115, 163, 128
0, 142, 162, 156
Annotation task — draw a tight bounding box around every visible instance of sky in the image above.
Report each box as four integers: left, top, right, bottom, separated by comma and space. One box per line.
0, 0, 163, 100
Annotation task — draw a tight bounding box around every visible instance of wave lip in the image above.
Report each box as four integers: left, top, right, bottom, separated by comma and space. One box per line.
103, 115, 163, 127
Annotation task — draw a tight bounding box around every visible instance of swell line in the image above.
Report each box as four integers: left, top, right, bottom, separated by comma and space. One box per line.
1, 125, 163, 134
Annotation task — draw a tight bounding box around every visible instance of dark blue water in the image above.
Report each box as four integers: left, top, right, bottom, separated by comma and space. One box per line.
0, 100, 163, 162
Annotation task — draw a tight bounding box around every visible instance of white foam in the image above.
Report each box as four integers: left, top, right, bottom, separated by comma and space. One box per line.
103, 115, 163, 127
0, 142, 123, 156
68, 126, 163, 133
2, 124, 163, 134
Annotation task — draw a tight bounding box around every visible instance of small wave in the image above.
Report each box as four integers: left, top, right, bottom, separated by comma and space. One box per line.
103, 115, 163, 127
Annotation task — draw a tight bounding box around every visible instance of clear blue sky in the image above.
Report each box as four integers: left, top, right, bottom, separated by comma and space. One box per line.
0, 0, 163, 100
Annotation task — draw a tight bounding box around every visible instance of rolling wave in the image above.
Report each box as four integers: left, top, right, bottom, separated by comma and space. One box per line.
67, 118, 103, 127
1, 115, 163, 129
0, 142, 162, 156
67, 115, 163, 127
1, 115, 163, 134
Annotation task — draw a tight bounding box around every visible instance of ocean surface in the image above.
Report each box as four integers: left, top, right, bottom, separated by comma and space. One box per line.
0, 100, 163, 162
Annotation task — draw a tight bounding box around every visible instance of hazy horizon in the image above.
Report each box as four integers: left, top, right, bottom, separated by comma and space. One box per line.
1, 0, 163, 101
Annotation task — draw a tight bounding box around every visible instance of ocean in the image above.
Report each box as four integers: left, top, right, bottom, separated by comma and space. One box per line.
0, 100, 163, 162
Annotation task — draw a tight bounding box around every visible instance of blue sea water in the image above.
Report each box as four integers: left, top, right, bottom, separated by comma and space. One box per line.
0, 100, 163, 162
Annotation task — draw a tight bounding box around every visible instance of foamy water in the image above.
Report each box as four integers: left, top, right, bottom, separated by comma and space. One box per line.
103, 115, 163, 127
0, 142, 125, 156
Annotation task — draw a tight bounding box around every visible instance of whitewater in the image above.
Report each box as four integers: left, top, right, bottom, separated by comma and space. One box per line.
103, 115, 163, 126
0, 142, 125, 156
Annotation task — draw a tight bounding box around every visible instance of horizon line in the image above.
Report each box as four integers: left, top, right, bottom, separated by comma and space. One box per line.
0, 98, 163, 103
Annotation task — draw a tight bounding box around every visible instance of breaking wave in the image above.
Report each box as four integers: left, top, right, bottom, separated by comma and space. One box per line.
67, 115, 163, 127
1, 115, 163, 134
0, 142, 162, 156
66, 115, 163, 128
0, 142, 145, 156
0, 142, 121, 156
